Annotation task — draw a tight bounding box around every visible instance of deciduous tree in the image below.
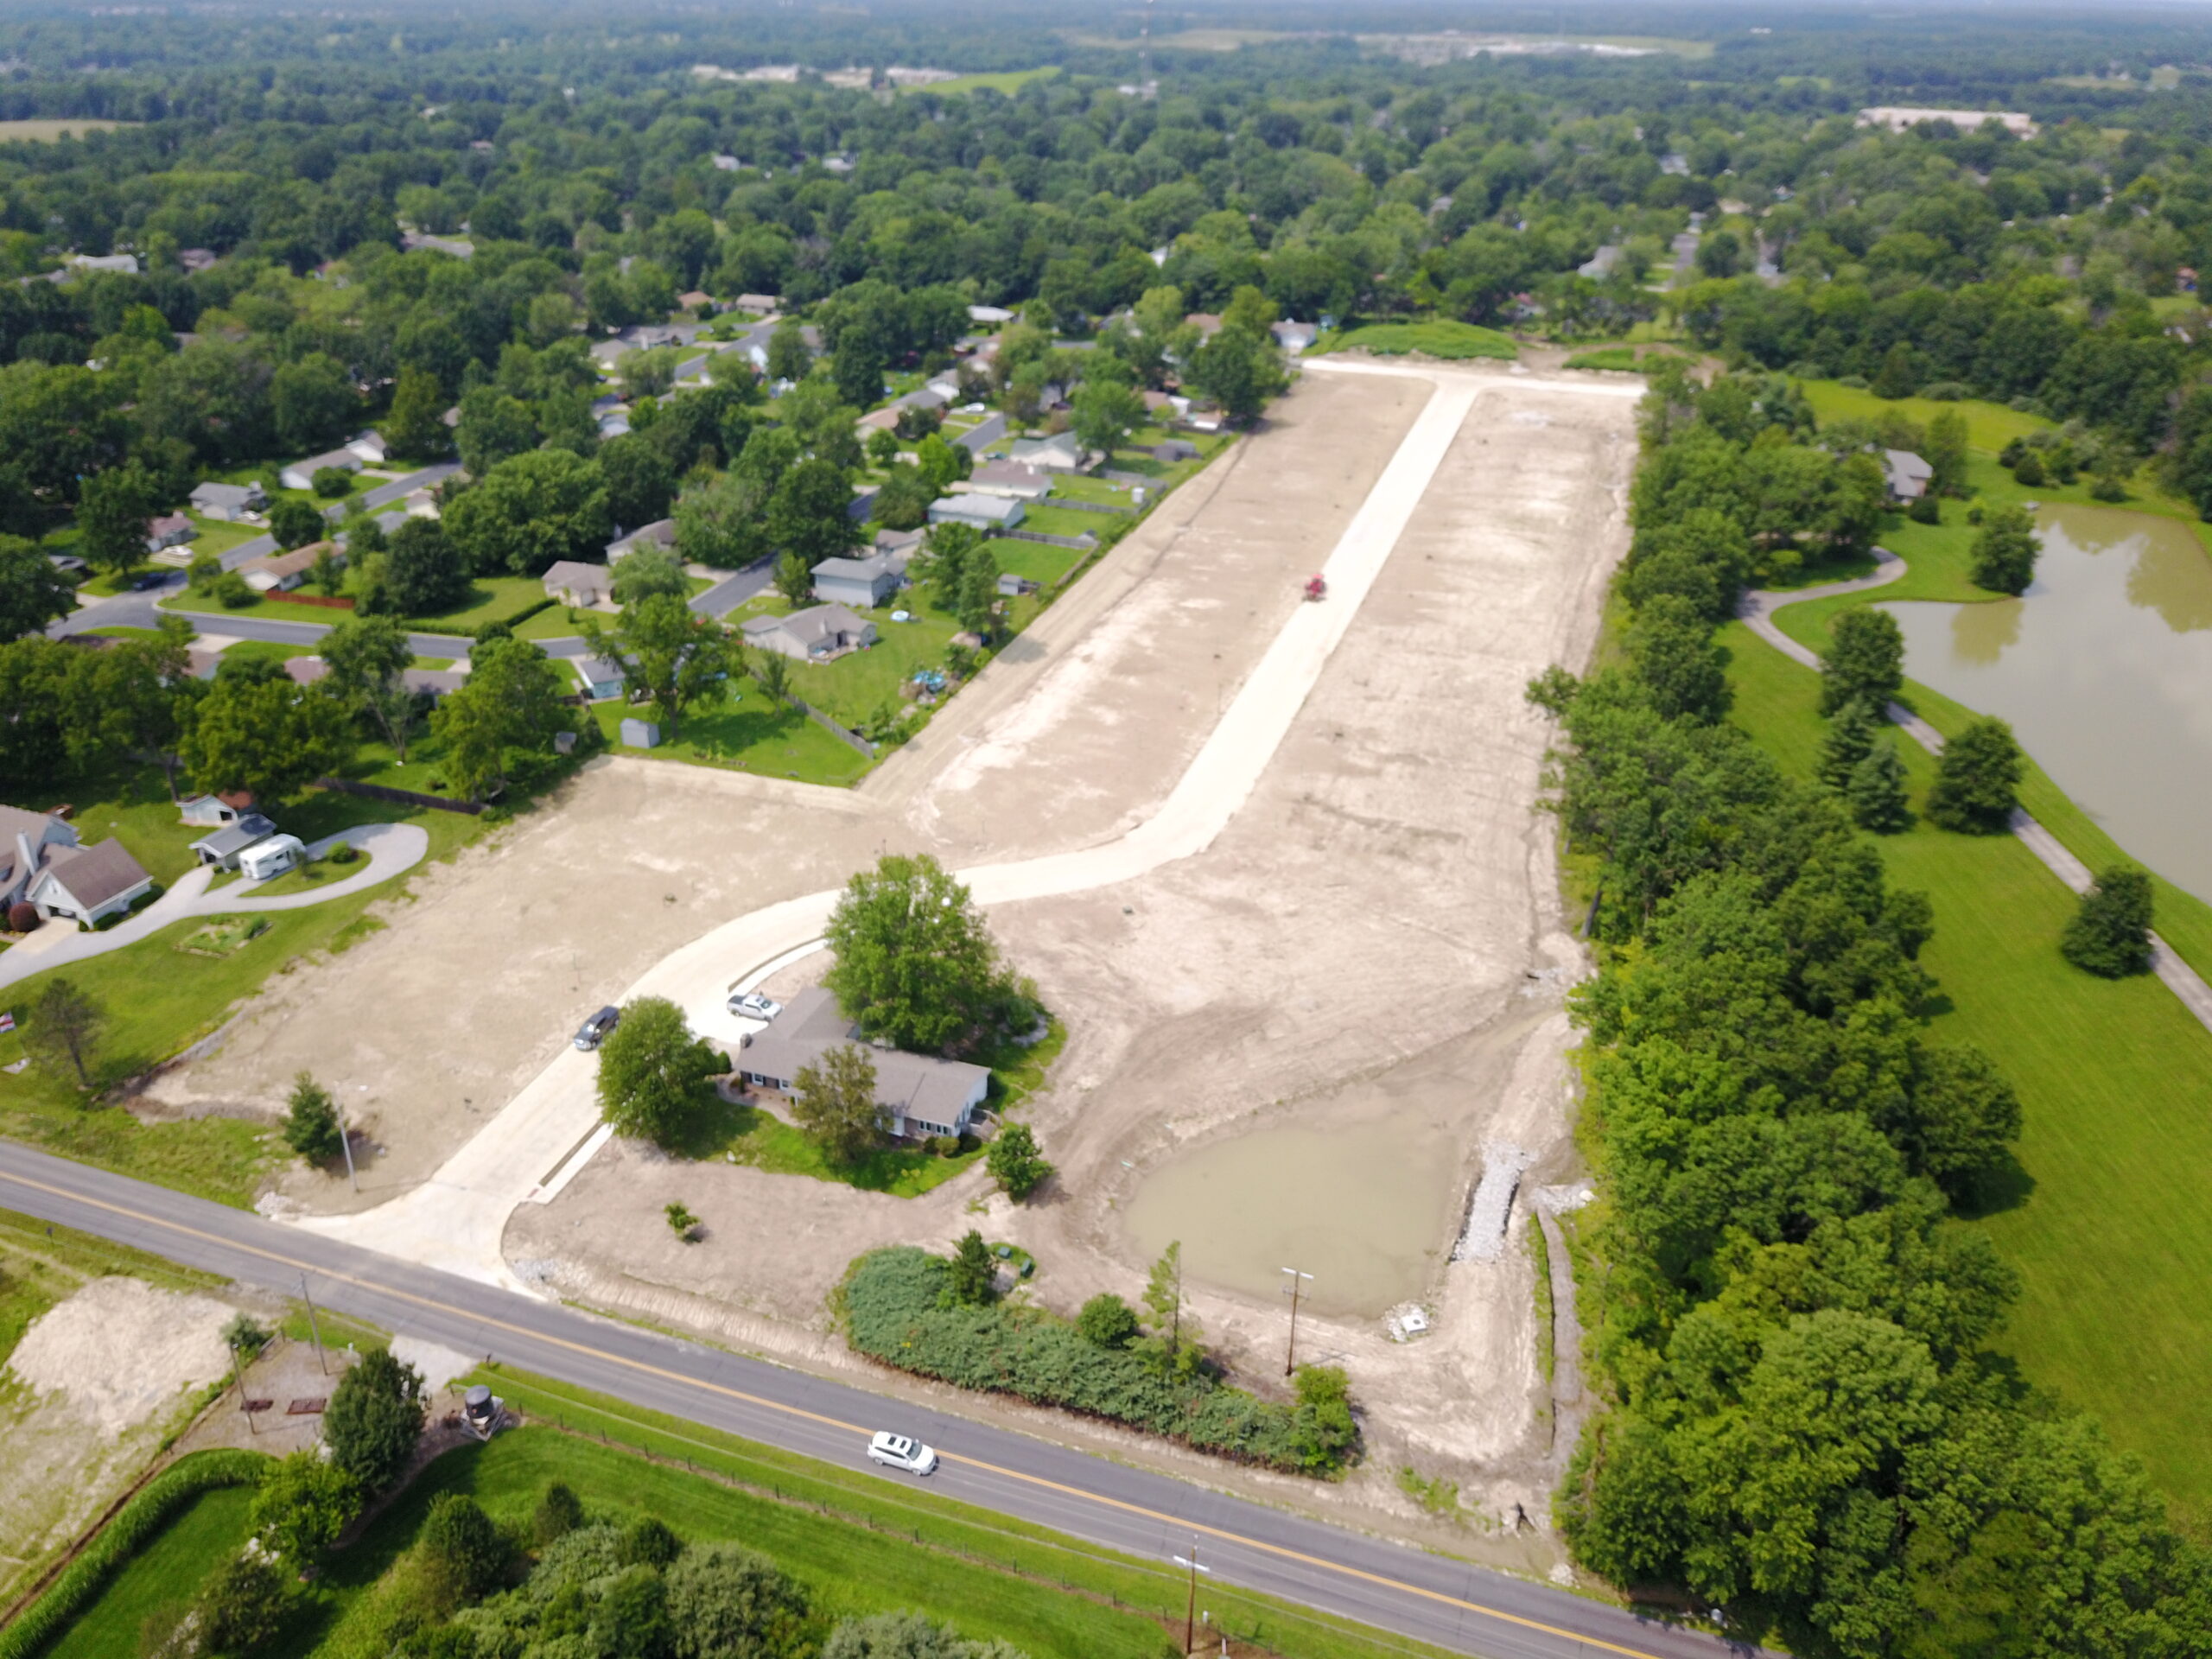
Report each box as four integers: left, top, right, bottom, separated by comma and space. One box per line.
270, 494, 327, 551
183, 671, 350, 804
603, 592, 729, 738
429, 634, 572, 801
320, 613, 416, 761
442, 448, 609, 576
1819, 607, 1904, 716
1969, 505, 2038, 595
823, 853, 1024, 1052
768, 456, 856, 569
1925, 717, 2024, 833
0, 534, 76, 639
384, 365, 450, 461
595, 995, 721, 1147
1076, 1294, 1140, 1348
609, 544, 689, 607
251, 1451, 359, 1572
323, 1346, 427, 1494
2061, 864, 2154, 978
22, 978, 105, 1087
790, 1042, 880, 1166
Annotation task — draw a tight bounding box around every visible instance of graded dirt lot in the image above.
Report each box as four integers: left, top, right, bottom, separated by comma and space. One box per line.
504, 367, 1639, 1552
144, 369, 1431, 1214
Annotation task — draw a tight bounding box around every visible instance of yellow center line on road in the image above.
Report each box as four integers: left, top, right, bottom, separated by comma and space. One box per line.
0, 1167, 1671, 1659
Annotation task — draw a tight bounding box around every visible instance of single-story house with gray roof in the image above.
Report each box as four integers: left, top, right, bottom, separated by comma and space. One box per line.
734, 986, 990, 1141
189, 480, 266, 521
963, 461, 1051, 500
928, 493, 1025, 532
1883, 448, 1934, 503
607, 518, 677, 561
25, 838, 153, 926
542, 561, 614, 607
741, 603, 877, 663
279, 448, 363, 492
574, 656, 627, 700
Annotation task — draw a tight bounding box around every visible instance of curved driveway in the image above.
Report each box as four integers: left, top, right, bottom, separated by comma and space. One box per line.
0, 822, 429, 993
302, 361, 1647, 1285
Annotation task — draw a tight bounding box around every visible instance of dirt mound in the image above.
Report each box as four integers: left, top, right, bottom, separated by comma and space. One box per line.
7, 1277, 234, 1435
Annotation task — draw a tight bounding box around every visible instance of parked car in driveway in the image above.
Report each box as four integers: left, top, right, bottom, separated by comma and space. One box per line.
867, 1431, 938, 1475
727, 991, 781, 1020
574, 1006, 620, 1051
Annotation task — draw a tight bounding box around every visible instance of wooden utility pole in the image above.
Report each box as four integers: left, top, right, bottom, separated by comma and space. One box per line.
300, 1271, 327, 1375
227, 1343, 257, 1435
338, 1101, 358, 1192
1281, 1267, 1313, 1376
1173, 1542, 1209, 1655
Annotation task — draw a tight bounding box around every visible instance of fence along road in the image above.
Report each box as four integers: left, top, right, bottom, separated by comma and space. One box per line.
0, 1142, 1760, 1659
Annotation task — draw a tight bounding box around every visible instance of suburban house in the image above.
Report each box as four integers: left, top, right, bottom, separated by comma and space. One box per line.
733, 293, 779, 315
847, 482, 880, 522
190, 480, 266, 521
741, 603, 877, 663
963, 461, 1051, 500
345, 431, 391, 465
1884, 449, 1934, 503
573, 657, 627, 700
929, 493, 1026, 533
145, 512, 197, 553
189, 811, 278, 871
811, 551, 908, 610
607, 518, 677, 561
2, 805, 155, 927
402, 667, 467, 701
280, 448, 363, 491
966, 303, 1014, 325
240, 543, 341, 594
542, 561, 614, 607
1008, 431, 1084, 473
734, 987, 991, 1141
282, 658, 329, 686
179, 792, 257, 828
856, 406, 901, 434
874, 526, 926, 557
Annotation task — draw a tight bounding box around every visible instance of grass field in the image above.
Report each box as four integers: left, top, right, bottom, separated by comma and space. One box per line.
1721, 620, 2212, 1533
41, 1484, 257, 1659
163, 570, 549, 636
591, 696, 874, 786
0, 119, 134, 142
1312, 321, 1518, 361
898, 66, 1061, 95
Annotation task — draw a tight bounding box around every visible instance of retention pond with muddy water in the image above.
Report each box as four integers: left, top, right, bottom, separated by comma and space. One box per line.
1882, 502, 2212, 902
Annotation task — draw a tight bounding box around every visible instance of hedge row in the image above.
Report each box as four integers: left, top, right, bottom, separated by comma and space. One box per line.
0, 1449, 270, 1659
840, 1248, 1355, 1476
473, 595, 556, 639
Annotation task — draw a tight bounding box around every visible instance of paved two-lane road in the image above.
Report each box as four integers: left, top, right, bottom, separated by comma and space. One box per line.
0, 1143, 1751, 1659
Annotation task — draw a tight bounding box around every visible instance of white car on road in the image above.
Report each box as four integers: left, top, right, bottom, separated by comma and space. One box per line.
727, 991, 781, 1020
867, 1431, 938, 1475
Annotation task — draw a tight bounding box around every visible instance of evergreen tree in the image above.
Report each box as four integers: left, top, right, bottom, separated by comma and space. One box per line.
1818, 697, 1880, 791
2061, 865, 2155, 977
1847, 740, 1914, 834
283, 1070, 345, 1164
947, 1230, 996, 1305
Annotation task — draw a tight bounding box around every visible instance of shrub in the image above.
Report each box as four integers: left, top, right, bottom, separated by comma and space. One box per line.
840, 1247, 1361, 1476
1075, 1293, 1140, 1348
0, 1452, 267, 1659
6, 900, 36, 932
223, 1313, 270, 1356
420, 1493, 509, 1605
533, 1481, 584, 1544
194, 1548, 290, 1653
1836, 373, 1869, 390
2012, 450, 2045, 486
215, 571, 258, 608
985, 1122, 1054, 1201
312, 465, 355, 498
1907, 493, 1941, 524
1919, 380, 1968, 401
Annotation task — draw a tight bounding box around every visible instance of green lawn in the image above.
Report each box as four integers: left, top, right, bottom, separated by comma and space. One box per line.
163, 571, 550, 636
42, 1484, 257, 1659
1721, 623, 2212, 1532
1312, 321, 1518, 361
898, 65, 1062, 96
709, 1097, 984, 1195
0, 769, 482, 1207
1011, 503, 1102, 540
590, 698, 873, 787
729, 590, 961, 731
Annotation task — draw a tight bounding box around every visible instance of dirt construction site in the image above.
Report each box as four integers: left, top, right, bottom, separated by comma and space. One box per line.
143, 359, 1639, 1565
